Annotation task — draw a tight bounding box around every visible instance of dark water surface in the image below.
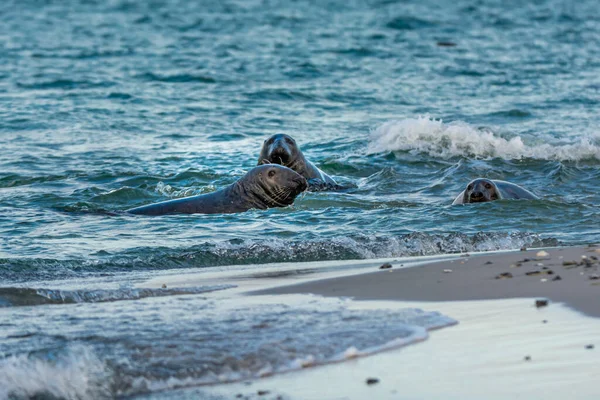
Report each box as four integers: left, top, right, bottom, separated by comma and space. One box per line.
1, 0, 599, 397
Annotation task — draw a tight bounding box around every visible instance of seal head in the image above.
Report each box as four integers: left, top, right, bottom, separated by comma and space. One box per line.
259, 134, 303, 170
462, 178, 501, 203
242, 164, 308, 208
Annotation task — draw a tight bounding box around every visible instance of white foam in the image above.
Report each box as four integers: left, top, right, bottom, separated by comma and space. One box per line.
0, 346, 110, 400
367, 116, 600, 161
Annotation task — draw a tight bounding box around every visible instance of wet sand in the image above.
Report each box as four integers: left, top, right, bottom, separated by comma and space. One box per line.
255, 245, 600, 318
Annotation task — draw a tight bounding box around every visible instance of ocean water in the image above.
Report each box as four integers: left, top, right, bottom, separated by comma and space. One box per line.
1, 0, 599, 397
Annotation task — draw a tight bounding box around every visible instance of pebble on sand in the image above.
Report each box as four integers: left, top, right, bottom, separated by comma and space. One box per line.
536, 250, 549, 257
366, 378, 380, 385
535, 299, 549, 308
379, 263, 392, 269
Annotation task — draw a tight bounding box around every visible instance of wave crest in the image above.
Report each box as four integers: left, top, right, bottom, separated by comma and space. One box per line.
368, 116, 600, 161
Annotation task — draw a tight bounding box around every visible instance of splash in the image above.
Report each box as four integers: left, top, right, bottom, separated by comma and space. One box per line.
0, 346, 111, 400
368, 116, 600, 161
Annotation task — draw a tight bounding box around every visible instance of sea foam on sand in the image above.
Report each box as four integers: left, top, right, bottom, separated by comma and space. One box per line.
203, 298, 600, 400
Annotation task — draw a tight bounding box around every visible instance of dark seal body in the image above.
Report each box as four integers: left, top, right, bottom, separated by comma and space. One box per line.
258, 134, 337, 186
452, 178, 539, 205
127, 165, 307, 215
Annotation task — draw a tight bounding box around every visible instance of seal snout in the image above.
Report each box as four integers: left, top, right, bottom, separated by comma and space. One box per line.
295, 175, 308, 192
469, 190, 485, 202
268, 146, 292, 165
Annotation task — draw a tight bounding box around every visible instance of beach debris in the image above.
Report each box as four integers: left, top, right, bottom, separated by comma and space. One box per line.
581, 255, 588, 259
464, 253, 470, 257
526, 270, 554, 276
161, 284, 167, 289
588, 274, 600, 280
379, 263, 392, 270
562, 260, 578, 267
536, 263, 544, 267
485, 261, 493, 265
495, 272, 513, 279
522, 258, 532, 262
535, 299, 549, 308
366, 378, 380, 385
585, 344, 595, 350
524, 355, 531, 361
510, 263, 522, 268
536, 250, 549, 257
552, 275, 562, 281
540, 278, 548, 282
257, 390, 270, 396
520, 246, 527, 251
443, 269, 453, 273
526, 270, 541, 276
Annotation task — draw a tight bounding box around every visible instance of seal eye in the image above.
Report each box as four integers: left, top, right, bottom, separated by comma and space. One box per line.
268, 170, 276, 178
485, 183, 492, 189
467, 185, 473, 190
285, 137, 294, 145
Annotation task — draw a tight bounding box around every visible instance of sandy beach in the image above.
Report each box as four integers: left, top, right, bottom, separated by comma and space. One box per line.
143, 245, 600, 399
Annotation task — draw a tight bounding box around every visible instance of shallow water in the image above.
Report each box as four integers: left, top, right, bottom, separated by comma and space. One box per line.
1, 0, 599, 397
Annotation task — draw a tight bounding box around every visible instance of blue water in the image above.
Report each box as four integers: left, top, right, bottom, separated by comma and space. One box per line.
1, 0, 599, 397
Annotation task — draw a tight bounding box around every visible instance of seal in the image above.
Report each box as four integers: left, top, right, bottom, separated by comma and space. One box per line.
127, 165, 307, 215
452, 178, 539, 205
258, 134, 337, 187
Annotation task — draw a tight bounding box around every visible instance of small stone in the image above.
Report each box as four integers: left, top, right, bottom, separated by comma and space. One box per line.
523, 258, 531, 262
535, 299, 549, 308
536, 263, 544, 267
236, 395, 243, 399
257, 390, 270, 396
526, 270, 541, 276
581, 255, 588, 259
552, 275, 562, 281
495, 272, 513, 279
546, 270, 554, 275
591, 256, 599, 261
464, 253, 471, 257
520, 246, 527, 251
524, 355, 531, 361
540, 278, 548, 282
562, 261, 578, 266
443, 269, 453, 273
542, 320, 548, 323
379, 263, 392, 269
536, 250, 549, 257
588, 274, 600, 280
366, 378, 380, 385
485, 261, 493, 265
161, 284, 167, 289
585, 344, 594, 350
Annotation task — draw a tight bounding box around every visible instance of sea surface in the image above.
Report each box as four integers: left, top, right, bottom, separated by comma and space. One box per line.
1, 0, 599, 398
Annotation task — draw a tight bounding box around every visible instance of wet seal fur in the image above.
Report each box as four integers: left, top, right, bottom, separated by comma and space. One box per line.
452, 178, 538, 205
258, 134, 339, 190
127, 165, 307, 215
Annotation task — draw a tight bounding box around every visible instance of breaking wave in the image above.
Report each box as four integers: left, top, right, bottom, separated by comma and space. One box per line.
0, 232, 559, 282
368, 116, 600, 161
